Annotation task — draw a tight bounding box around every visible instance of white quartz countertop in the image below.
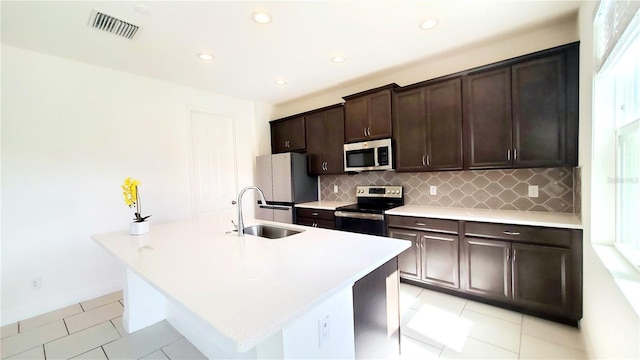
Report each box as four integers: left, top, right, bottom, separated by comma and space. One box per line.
385, 205, 582, 229
295, 201, 354, 210
92, 216, 409, 352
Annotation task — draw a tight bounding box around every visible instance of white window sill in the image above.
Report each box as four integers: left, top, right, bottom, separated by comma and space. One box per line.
592, 244, 640, 316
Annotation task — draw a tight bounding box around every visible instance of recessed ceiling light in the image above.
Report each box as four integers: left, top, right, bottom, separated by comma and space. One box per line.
133, 4, 152, 15
197, 52, 214, 61
331, 56, 346, 63
420, 19, 438, 30
252, 11, 271, 24
274, 79, 287, 86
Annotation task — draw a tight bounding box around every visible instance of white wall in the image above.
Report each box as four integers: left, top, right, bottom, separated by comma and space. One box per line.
270, 15, 578, 120
577, 2, 640, 359
1, 45, 258, 325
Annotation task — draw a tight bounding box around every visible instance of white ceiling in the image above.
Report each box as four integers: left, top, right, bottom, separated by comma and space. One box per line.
1, 1, 580, 105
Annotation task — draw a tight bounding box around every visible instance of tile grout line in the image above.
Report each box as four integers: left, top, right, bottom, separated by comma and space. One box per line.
518, 323, 523, 360
519, 331, 586, 353
462, 308, 525, 325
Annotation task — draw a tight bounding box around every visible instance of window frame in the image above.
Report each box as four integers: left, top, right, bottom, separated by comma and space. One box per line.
615, 119, 640, 269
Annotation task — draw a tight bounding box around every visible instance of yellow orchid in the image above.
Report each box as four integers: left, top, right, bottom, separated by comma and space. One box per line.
121, 177, 151, 222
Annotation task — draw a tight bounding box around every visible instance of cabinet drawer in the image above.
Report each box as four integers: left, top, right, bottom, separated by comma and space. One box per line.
387, 215, 458, 234
464, 222, 571, 248
297, 217, 335, 229
296, 208, 335, 221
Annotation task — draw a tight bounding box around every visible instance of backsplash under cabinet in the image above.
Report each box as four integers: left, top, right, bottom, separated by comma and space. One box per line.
320, 167, 578, 213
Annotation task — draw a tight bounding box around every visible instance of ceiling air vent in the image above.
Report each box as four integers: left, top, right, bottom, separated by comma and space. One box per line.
88, 9, 140, 40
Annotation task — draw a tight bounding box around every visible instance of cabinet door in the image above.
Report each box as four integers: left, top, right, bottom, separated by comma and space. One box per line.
344, 96, 369, 143
271, 121, 289, 153
426, 78, 463, 170
393, 88, 427, 171
323, 107, 345, 174
463, 68, 512, 169
388, 228, 420, 279
511, 243, 571, 315
286, 116, 306, 151
461, 237, 511, 301
512, 54, 567, 168
421, 232, 459, 289
305, 112, 327, 175
368, 90, 393, 140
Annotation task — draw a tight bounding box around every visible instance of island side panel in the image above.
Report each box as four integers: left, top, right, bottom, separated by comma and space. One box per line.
352, 257, 401, 359
123, 268, 167, 333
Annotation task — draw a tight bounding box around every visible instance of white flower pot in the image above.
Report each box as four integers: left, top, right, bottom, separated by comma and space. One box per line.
130, 221, 149, 235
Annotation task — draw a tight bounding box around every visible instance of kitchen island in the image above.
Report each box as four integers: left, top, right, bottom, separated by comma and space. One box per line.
92, 216, 410, 359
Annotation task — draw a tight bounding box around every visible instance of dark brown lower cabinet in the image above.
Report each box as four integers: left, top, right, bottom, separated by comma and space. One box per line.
390, 215, 583, 325
511, 243, 572, 315
461, 237, 511, 301
388, 216, 460, 290
295, 208, 335, 229
352, 257, 400, 359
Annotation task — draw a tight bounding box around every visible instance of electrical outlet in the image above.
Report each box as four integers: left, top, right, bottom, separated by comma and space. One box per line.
333, 185, 338, 193
528, 185, 539, 198
429, 186, 437, 196
318, 315, 330, 347
32, 277, 42, 289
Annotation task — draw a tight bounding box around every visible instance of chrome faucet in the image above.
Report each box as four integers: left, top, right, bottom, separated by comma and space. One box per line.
236, 186, 268, 236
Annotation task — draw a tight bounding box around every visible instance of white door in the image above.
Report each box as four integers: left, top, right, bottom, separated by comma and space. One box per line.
188, 109, 238, 219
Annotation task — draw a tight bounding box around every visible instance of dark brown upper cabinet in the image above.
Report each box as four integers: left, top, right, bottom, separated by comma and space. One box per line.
463, 43, 579, 170
394, 78, 463, 172
512, 53, 571, 168
270, 116, 306, 153
343, 84, 397, 143
463, 68, 513, 169
305, 104, 345, 175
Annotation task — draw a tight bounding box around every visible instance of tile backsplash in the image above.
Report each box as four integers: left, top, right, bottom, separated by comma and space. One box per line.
320, 168, 577, 213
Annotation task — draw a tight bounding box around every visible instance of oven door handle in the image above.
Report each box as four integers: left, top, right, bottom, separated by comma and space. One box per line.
334, 211, 384, 221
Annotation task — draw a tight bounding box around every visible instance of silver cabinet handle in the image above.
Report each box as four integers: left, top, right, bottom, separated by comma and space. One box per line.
514, 149, 517, 160
513, 249, 517, 262
367, 127, 371, 136
415, 222, 427, 226
363, 127, 367, 137
422, 155, 426, 166
311, 212, 319, 216
426, 155, 430, 166
506, 248, 510, 262
503, 231, 521, 236
507, 149, 511, 160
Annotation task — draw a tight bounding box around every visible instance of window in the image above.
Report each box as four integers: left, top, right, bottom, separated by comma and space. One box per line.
616, 121, 639, 267
595, 1, 640, 269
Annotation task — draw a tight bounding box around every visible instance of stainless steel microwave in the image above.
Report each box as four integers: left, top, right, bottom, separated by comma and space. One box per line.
344, 138, 393, 172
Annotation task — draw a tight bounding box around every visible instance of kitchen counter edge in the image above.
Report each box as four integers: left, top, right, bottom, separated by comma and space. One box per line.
295, 201, 354, 210
385, 205, 582, 230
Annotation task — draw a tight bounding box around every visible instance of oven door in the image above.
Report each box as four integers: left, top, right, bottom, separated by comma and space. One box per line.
334, 211, 386, 236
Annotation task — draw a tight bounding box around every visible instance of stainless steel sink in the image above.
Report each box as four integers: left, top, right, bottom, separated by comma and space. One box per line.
242, 225, 303, 239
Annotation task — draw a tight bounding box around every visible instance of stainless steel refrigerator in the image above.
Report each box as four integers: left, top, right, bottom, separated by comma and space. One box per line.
255, 153, 318, 223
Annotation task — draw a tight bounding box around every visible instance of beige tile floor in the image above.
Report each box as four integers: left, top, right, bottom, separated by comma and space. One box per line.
0, 292, 205, 360
398, 282, 588, 359
1, 285, 588, 359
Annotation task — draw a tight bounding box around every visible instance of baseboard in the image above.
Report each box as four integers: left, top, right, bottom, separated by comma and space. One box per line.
1, 279, 123, 326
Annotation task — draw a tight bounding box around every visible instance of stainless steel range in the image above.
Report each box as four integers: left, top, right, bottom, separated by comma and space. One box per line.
334, 185, 404, 236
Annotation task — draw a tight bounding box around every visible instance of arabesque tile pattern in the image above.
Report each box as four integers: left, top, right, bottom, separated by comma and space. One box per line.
321, 167, 576, 213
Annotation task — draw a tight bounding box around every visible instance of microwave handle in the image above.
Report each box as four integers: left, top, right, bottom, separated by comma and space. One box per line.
373, 146, 379, 166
